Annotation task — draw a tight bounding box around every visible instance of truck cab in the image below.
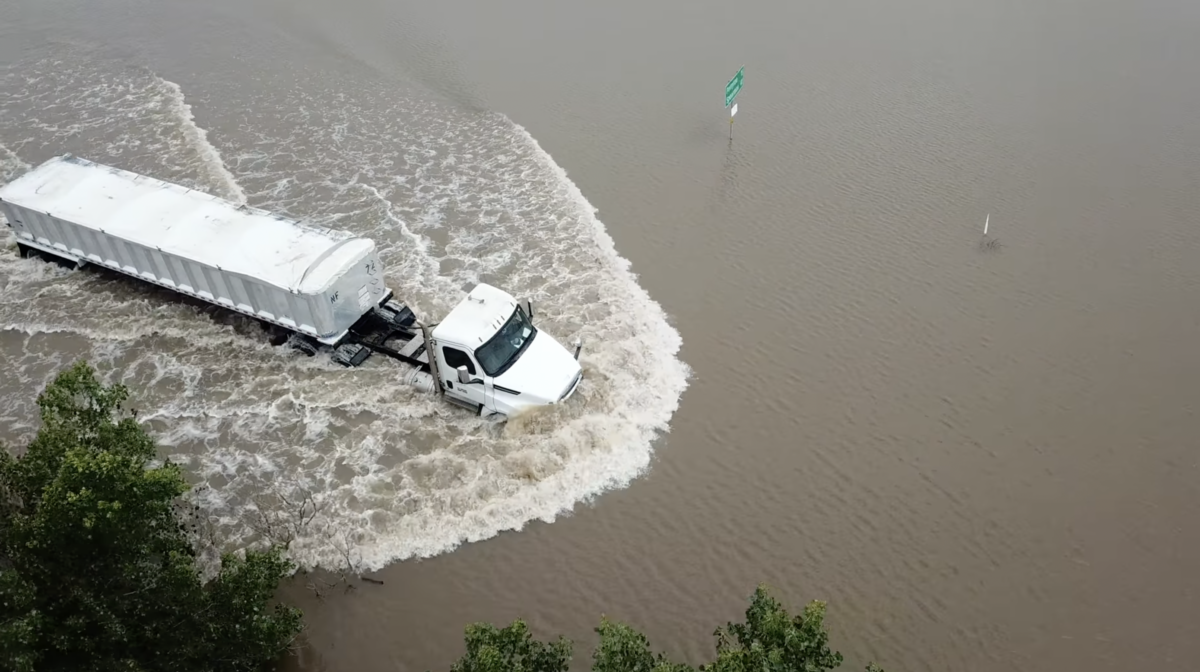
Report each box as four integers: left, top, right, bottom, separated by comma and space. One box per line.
430, 284, 583, 419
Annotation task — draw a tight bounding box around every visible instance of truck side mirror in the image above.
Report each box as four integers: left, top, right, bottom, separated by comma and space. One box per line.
456, 365, 470, 384
525, 299, 534, 321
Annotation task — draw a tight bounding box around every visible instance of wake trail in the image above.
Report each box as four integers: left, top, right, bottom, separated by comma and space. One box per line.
0, 143, 30, 184
0, 54, 692, 573
157, 78, 247, 206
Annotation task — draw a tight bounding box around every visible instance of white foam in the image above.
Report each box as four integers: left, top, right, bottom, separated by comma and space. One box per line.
157, 79, 248, 206
0, 53, 691, 573
0, 143, 29, 183
0, 58, 245, 205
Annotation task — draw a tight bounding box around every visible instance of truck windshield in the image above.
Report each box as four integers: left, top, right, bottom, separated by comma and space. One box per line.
476, 306, 537, 377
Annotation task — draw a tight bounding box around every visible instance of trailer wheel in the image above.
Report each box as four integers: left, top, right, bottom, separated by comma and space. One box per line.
291, 336, 320, 357
266, 327, 290, 347
16, 244, 30, 258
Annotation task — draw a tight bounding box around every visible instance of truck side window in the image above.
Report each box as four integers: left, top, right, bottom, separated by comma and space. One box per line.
442, 347, 476, 375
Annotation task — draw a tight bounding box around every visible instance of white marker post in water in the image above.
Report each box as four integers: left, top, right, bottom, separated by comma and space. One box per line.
979, 212, 1002, 251
726, 66, 744, 140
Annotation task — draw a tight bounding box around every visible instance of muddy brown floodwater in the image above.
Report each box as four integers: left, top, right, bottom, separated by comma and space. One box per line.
2, 0, 1199, 670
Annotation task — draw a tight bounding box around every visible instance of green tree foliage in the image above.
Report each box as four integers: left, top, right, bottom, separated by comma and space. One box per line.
449, 620, 571, 672
449, 585, 884, 672
0, 360, 303, 672
592, 618, 694, 672
707, 587, 844, 672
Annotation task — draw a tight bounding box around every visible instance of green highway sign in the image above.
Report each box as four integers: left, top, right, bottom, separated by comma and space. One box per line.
725, 66, 744, 108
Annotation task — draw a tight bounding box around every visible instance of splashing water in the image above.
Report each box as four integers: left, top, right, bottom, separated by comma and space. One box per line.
0, 143, 28, 183
0, 52, 690, 571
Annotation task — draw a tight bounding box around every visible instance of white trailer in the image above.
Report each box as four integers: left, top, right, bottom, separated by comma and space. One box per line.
1, 155, 583, 419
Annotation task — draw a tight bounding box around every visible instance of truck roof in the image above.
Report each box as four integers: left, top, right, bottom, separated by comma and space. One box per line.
0, 155, 373, 293
435, 283, 520, 347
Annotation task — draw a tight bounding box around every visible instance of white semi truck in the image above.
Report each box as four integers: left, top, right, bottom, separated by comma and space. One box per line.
0, 155, 583, 420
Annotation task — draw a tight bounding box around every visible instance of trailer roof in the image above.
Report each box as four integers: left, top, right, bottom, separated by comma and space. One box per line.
0, 155, 373, 293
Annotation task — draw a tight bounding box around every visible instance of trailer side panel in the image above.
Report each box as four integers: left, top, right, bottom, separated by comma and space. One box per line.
0, 156, 392, 342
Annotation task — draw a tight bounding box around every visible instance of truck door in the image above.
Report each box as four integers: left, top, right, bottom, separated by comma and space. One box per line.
439, 345, 490, 414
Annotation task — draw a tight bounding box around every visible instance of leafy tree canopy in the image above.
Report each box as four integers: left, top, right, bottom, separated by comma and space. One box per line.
0, 361, 302, 672
447, 585, 884, 672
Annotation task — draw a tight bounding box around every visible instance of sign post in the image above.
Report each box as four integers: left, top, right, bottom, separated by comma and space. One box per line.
725, 66, 744, 140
